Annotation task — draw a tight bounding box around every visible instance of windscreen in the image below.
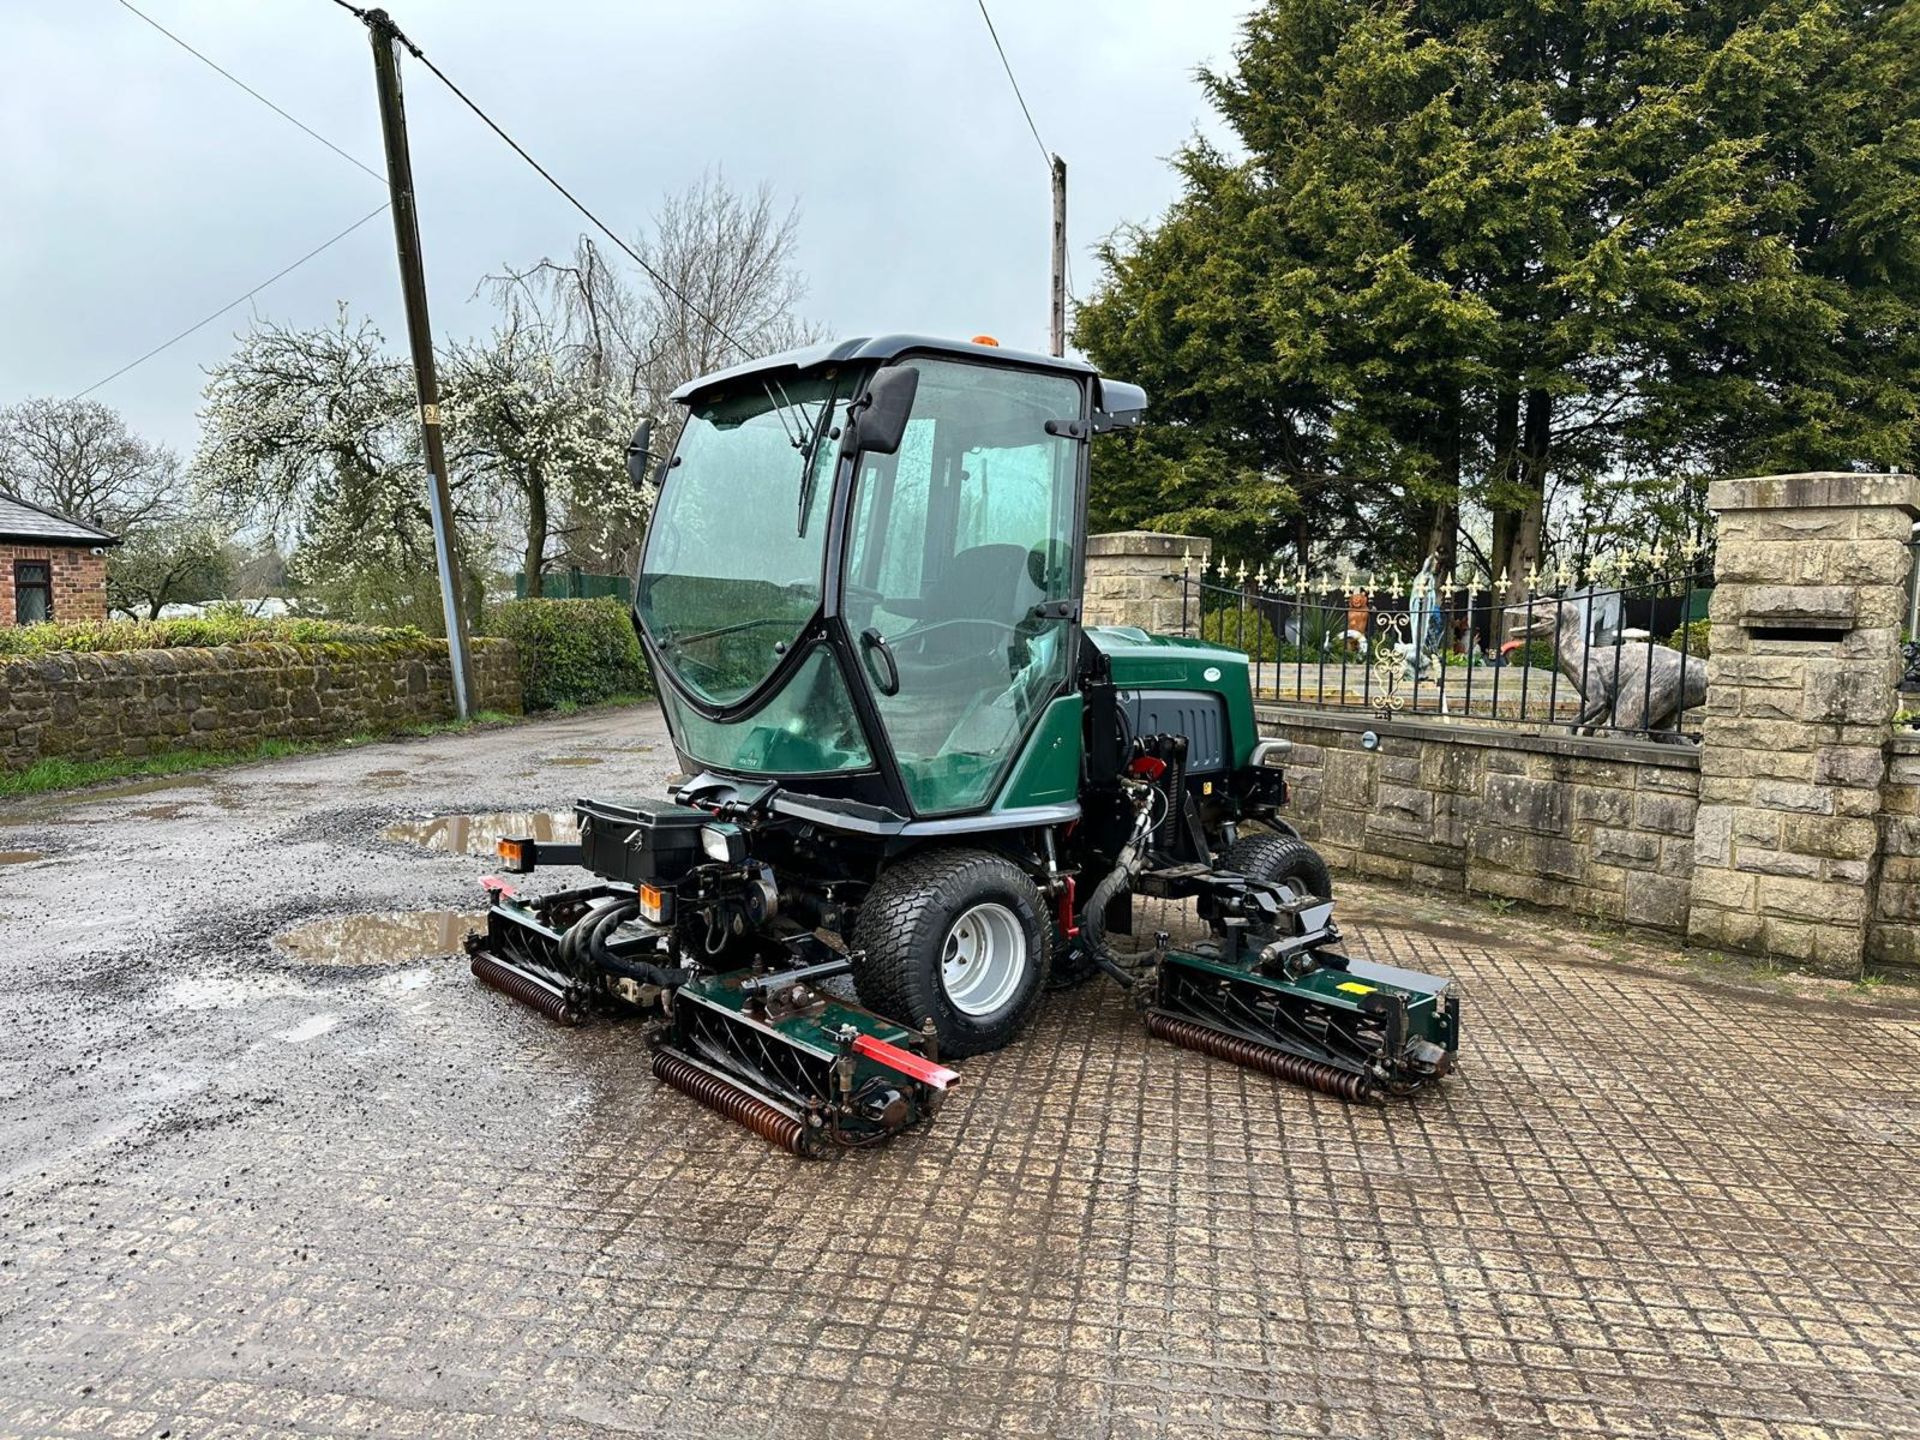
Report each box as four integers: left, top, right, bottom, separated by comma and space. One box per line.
637, 372, 854, 706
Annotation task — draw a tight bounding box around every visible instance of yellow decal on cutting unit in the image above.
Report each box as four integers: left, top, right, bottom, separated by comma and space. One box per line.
1335, 982, 1377, 996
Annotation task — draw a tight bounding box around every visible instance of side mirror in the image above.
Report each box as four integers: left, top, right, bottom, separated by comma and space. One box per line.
625, 419, 654, 488
851, 365, 919, 456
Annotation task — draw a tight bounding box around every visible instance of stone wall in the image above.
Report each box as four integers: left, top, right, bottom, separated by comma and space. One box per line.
1083, 532, 1210, 633
1261, 707, 1701, 932
1871, 732, 1920, 971
1685, 474, 1919, 974
0, 638, 520, 772
1, 544, 108, 626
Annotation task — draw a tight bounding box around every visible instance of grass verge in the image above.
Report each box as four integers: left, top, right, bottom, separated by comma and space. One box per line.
548, 690, 654, 717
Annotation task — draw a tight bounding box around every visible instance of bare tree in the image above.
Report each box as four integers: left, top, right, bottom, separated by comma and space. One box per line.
631, 172, 824, 409
476, 173, 824, 580
488, 171, 826, 420
107, 517, 234, 619
0, 397, 184, 532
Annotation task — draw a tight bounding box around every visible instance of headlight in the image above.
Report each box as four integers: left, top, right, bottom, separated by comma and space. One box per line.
701, 824, 745, 863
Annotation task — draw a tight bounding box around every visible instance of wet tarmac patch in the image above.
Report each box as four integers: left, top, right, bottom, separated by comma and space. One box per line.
384, 810, 576, 856
0, 850, 43, 865
272, 910, 484, 966
161, 973, 310, 1010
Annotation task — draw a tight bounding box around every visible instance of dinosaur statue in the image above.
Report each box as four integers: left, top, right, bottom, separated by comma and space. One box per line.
1517, 600, 1707, 739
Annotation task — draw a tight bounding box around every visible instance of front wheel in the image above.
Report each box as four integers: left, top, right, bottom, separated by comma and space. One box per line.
1212, 832, 1333, 938
851, 848, 1050, 1058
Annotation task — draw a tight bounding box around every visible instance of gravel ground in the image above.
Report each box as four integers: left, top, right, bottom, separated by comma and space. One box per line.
2, 703, 1918, 1439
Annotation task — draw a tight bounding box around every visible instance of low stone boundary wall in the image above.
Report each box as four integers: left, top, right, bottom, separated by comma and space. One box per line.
0, 639, 520, 772
1259, 706, 1701, 933
1871, 732, 1920, 970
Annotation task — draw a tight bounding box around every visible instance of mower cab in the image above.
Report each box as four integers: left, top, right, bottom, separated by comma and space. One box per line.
466, 335, 1457, 1155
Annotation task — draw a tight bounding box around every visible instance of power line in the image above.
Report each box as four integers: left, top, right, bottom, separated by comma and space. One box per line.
74, 203, 391, 399
344, 8, 753, 361
116, 0, 385, 185
973, 1, 1077, 303
975, 0, 1052, 169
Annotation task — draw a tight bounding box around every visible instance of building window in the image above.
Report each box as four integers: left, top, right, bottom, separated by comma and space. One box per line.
15, 561, 51, 624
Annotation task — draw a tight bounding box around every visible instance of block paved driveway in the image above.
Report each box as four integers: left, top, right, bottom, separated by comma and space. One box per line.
1, 704, 1917, 1440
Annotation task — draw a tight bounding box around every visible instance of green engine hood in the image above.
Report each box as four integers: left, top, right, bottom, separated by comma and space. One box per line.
1085, 626, 1260, 769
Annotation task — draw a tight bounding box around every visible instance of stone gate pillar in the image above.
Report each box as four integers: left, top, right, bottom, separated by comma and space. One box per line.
1687, 473, 1920, 975
1082, 532, 1211, 633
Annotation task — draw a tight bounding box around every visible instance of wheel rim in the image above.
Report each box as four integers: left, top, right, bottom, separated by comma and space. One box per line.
940, 902, 1027, 1017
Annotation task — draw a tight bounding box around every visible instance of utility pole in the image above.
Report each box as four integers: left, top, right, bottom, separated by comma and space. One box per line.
1048, 154, 1067, 358
363, 8, 476, 718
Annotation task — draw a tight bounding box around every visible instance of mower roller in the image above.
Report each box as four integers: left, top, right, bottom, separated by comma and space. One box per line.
464, 334, 1458, 1155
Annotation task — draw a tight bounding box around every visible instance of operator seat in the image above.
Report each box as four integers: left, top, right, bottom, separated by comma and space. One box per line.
883, 542, 1047, 764
914, 543, 1040, 663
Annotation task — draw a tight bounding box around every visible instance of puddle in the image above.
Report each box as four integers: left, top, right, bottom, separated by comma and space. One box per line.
275, 1013, 340, 1043
272, 910, 483, 967
384, 810, 577, 856
84, 776, 211, 801
0, 851, 43, 866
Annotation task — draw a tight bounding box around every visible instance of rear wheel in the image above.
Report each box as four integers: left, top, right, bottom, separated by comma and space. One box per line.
851, 847, 1050, 1057
1216, 832, 1332, 924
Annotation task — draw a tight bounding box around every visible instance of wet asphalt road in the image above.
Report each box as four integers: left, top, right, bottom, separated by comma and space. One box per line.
2, 704, 1920, 1439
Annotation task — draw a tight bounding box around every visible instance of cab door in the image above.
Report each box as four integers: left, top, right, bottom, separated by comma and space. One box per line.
840, 359, 1084, 815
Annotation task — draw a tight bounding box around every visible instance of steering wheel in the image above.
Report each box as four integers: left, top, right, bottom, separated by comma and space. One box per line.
892, 617, 1022, 646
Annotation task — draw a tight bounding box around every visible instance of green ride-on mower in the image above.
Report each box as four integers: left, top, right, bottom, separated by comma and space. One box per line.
465, 335, 1458, 1155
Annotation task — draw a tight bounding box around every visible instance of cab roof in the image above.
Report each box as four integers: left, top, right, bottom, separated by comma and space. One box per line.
670, 333, 1096, 406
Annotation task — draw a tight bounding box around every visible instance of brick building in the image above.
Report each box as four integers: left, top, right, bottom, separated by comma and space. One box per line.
0, 492, 118, 626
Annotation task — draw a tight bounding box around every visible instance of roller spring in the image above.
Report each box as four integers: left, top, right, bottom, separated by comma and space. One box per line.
651, 1049, 818, 1157
1146, 1011, 1379, 1104
471, 952, 583, 1026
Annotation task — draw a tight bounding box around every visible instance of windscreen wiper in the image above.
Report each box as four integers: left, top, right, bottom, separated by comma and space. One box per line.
754, 377, 830, 536
785, 381, 835, 538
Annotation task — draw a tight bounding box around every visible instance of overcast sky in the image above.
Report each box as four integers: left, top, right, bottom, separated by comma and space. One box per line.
3, 1, 1249, 457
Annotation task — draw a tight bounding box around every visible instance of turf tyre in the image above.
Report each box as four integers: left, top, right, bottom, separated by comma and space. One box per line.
851, 847, 1050, 1057
1219, 832, 1333, 901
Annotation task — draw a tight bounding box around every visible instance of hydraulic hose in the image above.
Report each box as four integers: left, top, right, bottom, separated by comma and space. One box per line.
578, 897, 693, 989
583, 898, 637, 964
560, 896, 636, 982
1077, 787, 1162, 984
558, 905, 588, 976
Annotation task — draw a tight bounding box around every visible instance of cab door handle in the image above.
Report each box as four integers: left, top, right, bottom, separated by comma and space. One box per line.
859, 628, 900, 696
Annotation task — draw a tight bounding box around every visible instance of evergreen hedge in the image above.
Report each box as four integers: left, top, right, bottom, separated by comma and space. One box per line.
484, 597, 650, 711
